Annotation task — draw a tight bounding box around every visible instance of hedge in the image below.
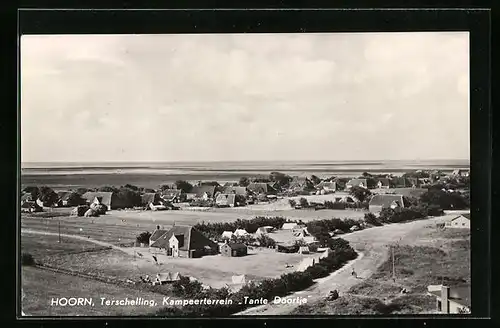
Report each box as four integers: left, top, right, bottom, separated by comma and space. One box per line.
155, 237, 357, 316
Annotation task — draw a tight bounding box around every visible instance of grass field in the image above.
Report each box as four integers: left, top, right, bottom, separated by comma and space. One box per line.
21, 233, 109, 261
21, 267, 165, 316
292, 224, 470, 315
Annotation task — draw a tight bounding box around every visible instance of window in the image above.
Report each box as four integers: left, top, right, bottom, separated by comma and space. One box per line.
462, 223, 465, 226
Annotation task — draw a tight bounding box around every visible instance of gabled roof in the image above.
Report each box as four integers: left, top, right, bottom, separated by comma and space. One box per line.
191, 186, 217, 198
215, 193, 237, 206
289, 176, 315, 190
21, 201, 40, 208
162, 189, 183, 198
81, 192, 113, 208
150, 225, 218, 251
222, 243, 247, 250
222, 186, 248, 196
150, 228, 168, 242
347, 179, 368, 186
316, 181, 336, 189
452, 214, 470, 221
369, 194, 405, 208
247, 183, 276, 194
21, 193, 34, 202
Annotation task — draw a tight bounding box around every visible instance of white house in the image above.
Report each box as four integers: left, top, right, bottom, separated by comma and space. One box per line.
427, 285, 470, 314
445, 214, 470, 229
346, 179, 368, 190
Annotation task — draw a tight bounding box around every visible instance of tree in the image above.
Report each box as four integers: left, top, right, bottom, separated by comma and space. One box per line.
75, 188, 89, 195
21, 253, 35, 266
23, 186, 39, 199
362, 172, 372, 177
66, 192, 86, 206
116, 187, 142, 208
123, 184, 140, 191
256, 234, 277, 248
99, 186, 118, 192
310, 175, 322, 185
238, 177, 250, 187
269, 172, 291, 189
136, 231, 152, 244
289, 199, 297, 208
160, 184, 172, 191
349, 186, 372, 203
175, 180, 193, 193
299, 197, 309, 208
38, 186, 59, 207
420, 189, 468, 210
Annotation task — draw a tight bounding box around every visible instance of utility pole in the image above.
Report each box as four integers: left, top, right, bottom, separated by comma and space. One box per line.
392, 245, 396, 282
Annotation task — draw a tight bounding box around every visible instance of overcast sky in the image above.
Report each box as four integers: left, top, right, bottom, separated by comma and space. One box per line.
21, 32, 469, 163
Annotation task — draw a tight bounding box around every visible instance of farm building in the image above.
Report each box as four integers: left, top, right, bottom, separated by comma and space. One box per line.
427, 285, 470, 314
288, 177, 315, 192
222, 186, 248, 196
247, 182, 277, 195
20, 201, 42, 213
81, 192, 119, 211
346, 179, 368, 190
215, 193, 237, 207
445, 214, 470, 229
315, 181, 337, 193
191, 186, 217, 200
161, 189, 186, 203
368, 194, 405, 213
376, 178, 391, 189
149, 225, 219, 258
220, 242, 248, 257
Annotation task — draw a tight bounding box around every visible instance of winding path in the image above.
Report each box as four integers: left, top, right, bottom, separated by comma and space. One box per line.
234, 216, 449, 315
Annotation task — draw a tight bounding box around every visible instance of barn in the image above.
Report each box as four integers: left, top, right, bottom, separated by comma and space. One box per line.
220, 242, 248, 257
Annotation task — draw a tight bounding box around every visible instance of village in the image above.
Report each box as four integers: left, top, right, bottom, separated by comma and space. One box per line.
20, 168, 471, 316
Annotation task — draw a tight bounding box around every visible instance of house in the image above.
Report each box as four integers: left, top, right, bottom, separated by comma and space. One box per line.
445, 214, 470, 229
257, 226, 275, 234
191, 186, 217, 200
346, 179, 368, 190
149, 226, 168, 246
288, 177, 315, 192
215, 194, 237, 207
427, 285, 470, 314
20, 201, 42, 213
451, 169, 469, 177
222, 186, 248, 196
149, 225, 219, 258
81, 192, 116, 210
54, 191, 72, 207
376, 178, 391, 189
315, 181, 337, 193
220, 242, 248, 257
369, 194, 405, 213
161, 189, 186, 203
247, 183, 277, 195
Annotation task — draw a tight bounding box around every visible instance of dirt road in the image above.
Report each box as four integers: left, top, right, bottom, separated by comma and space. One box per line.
234, 216, 450, 315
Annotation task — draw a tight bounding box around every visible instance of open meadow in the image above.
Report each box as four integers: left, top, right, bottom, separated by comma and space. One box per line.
21, 267, 165, 316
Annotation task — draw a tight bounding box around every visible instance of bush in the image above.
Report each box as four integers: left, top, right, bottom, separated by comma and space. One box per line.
324, 201, 346, 210
21, 253, 35, 266
299, 197, 309, 208
364, 212, 383, 226
289, 199, 297, 208
256, 234, 277, 248
136, 231, 151, 244
305, 264, 330, 279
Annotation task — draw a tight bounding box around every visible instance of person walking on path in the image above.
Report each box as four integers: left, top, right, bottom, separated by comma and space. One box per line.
351, 268, 357, 278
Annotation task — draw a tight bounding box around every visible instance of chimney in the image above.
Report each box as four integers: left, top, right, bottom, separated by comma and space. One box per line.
441, 285, 450, 313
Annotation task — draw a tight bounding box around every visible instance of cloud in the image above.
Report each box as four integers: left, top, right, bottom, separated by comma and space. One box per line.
20, 33, 469, 162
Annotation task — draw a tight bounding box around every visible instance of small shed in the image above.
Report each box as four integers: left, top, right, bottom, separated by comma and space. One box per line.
445, 214, 470, 229
220, 242, 248, 257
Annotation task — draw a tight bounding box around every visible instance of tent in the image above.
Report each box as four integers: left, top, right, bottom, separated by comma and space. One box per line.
155, 272, 181, 285
298, 246, 310, 254
282, 223, 300, 230
350, 225, 360, 232
296, 258, 315, 272
319, 248, 330, 259
232, 274, 247, 284
234, 229, 249, 237
221, 231, 234, 239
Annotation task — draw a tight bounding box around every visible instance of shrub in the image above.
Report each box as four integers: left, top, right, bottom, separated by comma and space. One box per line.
299, 197, 309, 208
324, 201, 346, 210
289, 199, 297, 208
136, 231, 151, 244
21, 253, 35, 266
256, 234, 277, 248
364, 212, 382, 226
305, 264, 330, 279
